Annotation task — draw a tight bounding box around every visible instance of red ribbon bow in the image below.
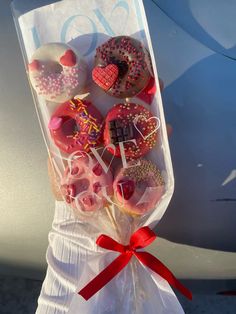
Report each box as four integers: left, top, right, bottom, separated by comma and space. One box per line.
79, 226, 192, 301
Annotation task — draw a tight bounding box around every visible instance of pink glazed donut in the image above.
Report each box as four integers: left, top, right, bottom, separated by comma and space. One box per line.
103, 103, 159, 159
48, 98, 104, 154
61, 155, 113, 212
113, 159, 165, 216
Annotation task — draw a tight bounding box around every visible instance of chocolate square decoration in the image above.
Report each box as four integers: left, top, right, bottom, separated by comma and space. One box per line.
109, 119, 134, 144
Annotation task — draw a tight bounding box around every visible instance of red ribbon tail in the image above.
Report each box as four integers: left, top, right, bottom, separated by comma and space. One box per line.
135, 251, 192, 300
78, 253, 132, 300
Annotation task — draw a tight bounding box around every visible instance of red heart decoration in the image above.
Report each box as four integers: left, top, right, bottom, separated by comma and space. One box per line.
82, 195, 95, 206
62, 184, 76, 204
67, 184, 76, 197
137, 77, 156, 105
93, 182, 102, 193
117, 179, 135, 200
70, 166, 79, 175
60, 49, 77, 67
28, 59, 40, 71
92, 64, 119, 91
92, 163, 103, 176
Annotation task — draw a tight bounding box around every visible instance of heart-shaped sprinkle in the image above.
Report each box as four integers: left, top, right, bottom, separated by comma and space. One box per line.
133, 115, 160, 140
92, 64, 119, 91
48, 117, 63, 130
60, 49, 77, 67
117, 179, 135, 200
28, 59, 40, 71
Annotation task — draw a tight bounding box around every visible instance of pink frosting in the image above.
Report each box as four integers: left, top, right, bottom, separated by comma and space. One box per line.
48, 117, 63, 130
61, 155, 113, 212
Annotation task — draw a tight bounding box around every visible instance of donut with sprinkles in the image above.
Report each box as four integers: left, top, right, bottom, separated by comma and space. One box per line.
28, 43, 87, 103
113, 159, 165, 216
104, 103, 159, 159
92, 36, 153, 98
48, 98, 103, 154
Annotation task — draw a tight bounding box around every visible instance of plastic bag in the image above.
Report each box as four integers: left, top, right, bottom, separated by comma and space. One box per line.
12, 0, 188, 313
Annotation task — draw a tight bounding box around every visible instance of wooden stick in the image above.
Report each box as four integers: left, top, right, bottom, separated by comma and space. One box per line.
105, 205, 121, 240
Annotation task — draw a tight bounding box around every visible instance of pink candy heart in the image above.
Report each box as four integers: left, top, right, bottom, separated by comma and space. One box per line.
48, 117, 63, 130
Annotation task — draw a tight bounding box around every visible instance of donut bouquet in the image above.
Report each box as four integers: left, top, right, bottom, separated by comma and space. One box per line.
13, 1, 191, 313
31, 38, 167, 233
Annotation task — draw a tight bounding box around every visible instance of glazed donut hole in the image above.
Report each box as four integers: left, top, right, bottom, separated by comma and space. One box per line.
42, 60, 64, 75
60, 116, 80, 136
